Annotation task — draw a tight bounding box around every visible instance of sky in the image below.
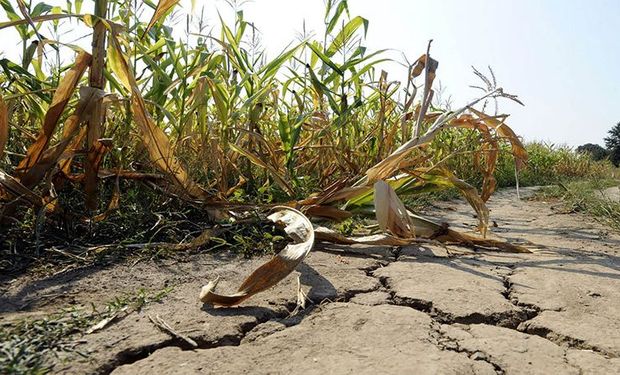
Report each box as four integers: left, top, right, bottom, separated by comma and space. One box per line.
1, 0, 619, 147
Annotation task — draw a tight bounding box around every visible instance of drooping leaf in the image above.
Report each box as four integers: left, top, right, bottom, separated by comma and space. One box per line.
20, 87, 105, 189
16, 51, 91, 184
469, 107, 528, 170
108, 33, 209, 200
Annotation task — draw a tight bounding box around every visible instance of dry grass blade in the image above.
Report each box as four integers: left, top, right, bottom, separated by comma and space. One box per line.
108, 34, 208, 200
15, 51, 91, 178
374, 180, 414, 238
0, 96, 8, 158
200, 207, 314, 306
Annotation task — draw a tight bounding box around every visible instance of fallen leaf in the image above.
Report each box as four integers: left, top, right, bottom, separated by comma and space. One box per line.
200, 206, 314, 306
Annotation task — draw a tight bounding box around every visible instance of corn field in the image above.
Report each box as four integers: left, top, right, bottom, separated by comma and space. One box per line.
0, 0, 537, 301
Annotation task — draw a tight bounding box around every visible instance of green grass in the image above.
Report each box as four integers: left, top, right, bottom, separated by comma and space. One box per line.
534, 179, 620, 230
0, 287, 173, 374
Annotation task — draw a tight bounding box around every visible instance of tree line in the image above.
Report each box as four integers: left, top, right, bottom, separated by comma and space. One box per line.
577, 122, 620, 166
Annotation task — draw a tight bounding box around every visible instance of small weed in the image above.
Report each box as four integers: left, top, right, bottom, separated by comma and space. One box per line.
534, 179, 620, 230
0, 287, 173, 374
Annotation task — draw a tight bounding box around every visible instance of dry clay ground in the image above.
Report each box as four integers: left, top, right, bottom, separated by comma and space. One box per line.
2, 187, 620, 374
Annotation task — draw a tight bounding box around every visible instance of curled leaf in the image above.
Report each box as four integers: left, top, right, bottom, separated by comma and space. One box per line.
469, 107, 528, 170
374, 180, 414, 238
200, 207, 314, 306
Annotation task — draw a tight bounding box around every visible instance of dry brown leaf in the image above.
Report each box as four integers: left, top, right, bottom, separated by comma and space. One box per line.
200, 207, 314, 306
0, 169, 50, 210
469, 107, 528, 170
19, 86, 105, 188
16, 51, 91, 178
314, 223, 529, 253
172, 227, 222, 251
59, 126, 87, 175
314, 226, 411, 246
410, 53, 439, 81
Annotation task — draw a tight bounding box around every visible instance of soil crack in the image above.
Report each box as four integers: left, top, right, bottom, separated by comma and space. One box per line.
429, 320, 505, 375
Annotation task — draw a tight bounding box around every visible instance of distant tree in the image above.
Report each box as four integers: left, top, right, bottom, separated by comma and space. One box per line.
576, 143, 609, 161
604, 122, 620, 166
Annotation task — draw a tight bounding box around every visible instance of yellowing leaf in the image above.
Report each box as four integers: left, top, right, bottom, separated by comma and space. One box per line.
16, 51, 91, 186
143, 0, 180, 38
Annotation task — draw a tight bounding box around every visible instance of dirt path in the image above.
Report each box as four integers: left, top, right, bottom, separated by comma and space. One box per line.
2, 187, 619, 374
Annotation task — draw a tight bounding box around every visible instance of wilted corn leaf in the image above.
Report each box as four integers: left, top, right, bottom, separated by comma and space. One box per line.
0, 96, 7, 158
16, 51, 91, 180
59, 126, 87, 175
408, 213, 530, 253
421, 169, 489, 237
314, 226, 410, 246
410, 53, 439, 81
469, 107, 528, 170
447, 174, 489, 237
374, 180, 414, 238
108, 34, 208, 200
365, 88, 504, 184
19, 86, 104, 188
143, 0, 179, 38
200, 207, 314, 306
315, 219, 530, 253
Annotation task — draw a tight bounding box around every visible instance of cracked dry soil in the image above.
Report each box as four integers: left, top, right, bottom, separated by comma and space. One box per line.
2, 187, 620, 374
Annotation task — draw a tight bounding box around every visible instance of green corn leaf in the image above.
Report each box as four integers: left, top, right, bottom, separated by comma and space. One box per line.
307, 41, 343, 76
